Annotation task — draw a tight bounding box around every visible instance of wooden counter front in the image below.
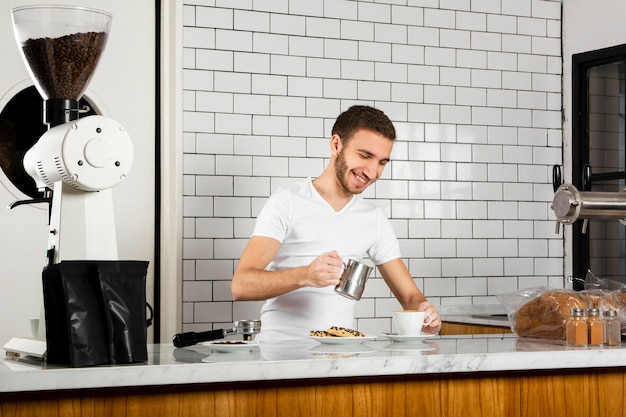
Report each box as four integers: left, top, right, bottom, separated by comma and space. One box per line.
2, 367, 625, 417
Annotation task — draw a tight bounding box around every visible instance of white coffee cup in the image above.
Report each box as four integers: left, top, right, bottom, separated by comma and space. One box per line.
393, 310, 433, 336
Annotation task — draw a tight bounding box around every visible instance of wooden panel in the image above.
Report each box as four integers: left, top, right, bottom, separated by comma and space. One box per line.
441, 321, 512, 335
2, 369, 626, 417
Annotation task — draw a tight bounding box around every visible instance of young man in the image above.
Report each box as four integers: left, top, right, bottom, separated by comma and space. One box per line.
232, 105, 441, 340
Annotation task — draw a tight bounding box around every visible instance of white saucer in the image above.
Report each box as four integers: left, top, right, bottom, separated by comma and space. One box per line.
201, 340, 259, 353
310, 335, 377, 345
381, 333, 438, 343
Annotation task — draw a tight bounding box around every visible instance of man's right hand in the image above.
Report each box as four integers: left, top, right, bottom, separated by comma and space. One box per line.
304, 251, 343, 288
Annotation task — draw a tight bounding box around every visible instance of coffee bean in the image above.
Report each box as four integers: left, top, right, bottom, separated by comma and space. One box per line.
21, 31, 107, 100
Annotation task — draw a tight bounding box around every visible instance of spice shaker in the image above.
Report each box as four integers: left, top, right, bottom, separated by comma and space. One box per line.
603, 310, 621, 346
566, 308, 588, 346
587, 309, 603, 346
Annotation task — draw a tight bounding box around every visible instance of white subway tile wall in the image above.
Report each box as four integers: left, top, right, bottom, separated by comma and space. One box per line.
181, 0, 563, 334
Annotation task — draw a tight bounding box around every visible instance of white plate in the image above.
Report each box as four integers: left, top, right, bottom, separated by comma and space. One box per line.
381, 333, 438, 343
310, 335, 377, 345
201, 340, 259, 353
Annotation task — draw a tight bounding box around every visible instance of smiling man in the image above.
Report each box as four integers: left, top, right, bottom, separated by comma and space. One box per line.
231, 105, 441, 340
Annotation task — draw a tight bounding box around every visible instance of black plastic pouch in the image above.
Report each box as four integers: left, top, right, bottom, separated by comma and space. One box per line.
42, 260, 149, 367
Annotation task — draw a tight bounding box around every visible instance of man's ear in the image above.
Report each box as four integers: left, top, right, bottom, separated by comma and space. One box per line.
330, 134, 342, 155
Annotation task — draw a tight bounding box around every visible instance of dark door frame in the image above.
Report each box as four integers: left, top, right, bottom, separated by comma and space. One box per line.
571, 44, 626, 290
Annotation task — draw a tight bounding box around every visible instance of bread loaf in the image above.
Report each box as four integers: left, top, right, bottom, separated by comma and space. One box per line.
514, 291, 587, 339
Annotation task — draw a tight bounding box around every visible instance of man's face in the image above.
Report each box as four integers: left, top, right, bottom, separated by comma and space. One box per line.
333, 129, 393, 195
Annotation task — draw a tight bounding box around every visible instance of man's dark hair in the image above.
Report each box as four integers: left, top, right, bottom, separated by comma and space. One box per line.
331, 105, 396, 143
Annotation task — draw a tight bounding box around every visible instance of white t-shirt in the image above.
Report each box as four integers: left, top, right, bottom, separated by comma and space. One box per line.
251, 178, 401, 340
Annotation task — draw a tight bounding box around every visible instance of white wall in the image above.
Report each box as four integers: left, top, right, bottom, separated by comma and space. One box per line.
180, 0, 564, 336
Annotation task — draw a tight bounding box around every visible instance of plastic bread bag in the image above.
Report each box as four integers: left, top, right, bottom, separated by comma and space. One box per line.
496, 286, 587, 340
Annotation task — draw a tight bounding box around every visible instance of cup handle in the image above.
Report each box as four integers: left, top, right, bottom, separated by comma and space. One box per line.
423, 313, 432, 326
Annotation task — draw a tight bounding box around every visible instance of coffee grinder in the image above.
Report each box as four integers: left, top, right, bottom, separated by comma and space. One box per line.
4, 6, 135, 359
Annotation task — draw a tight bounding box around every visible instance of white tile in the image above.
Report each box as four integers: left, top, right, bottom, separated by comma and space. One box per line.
487, 201, 517, 219
341, 61, 374, 83
375, 179, 409, 199
503, 182, 533, 201
342, 20, 375, 41
184, 27, 216, 49
425, 85, 456, 104
474, 258, 504, 277
519, 238, 548, 257
487, 14, 516, 34
184, 154, 216, 175
474, 182, 503, 201
398, 238, 425, 258
440, 29, 470, 49
194, 302, 232, 323
235, 10, 270, 32
392, 200, 424, 219
424, 277, 456, 297
253, 33, 288, 54
518, 54, 546, 73
252, 74, 288, 95
409, 219, 441, 238
183, 238, 214, 260
408, 26, 440, 47
409, 181, 441, 200
441, 181, 473, 200
441, 259, 472, 277
290, 0, 324, 17
424, 8, 456, 28
487, 89, 517, 108
288, 157, 324, 177
458, 201, 488, 219
488, 164, 517, 182
441, 143, 472, 162
234, 176, 271, 197
504, 257, 534, 276
488, 239, 518, 257
425, 46, 456, 66
457, 238, 488, 257
375, 62, 408, 83
391, 160, 425, 179
392, 5, 424, 26
456, 87, 486, 106
425, 200, 456, 219
502, 71, 532, 90
197, 218, 234, 238
457, 163, 488, 181
270, 13, 306, 35
252, 156, 289, 176
457, 49, 487, 69
306, 16, 341, 38
270, 55, 306, 76
502, 0, 531, 16
457, 125, 488, 144
456, 277, 487, 296
473, 220, 504, 238
456, 11, 486, 31
409, 258, 442, 278
442, 219, 473, 238
234, 135, 270, 155
424, 162, 457, 180
425, 124, 457, 142
375, 23, 406, 43
197, 175, 235, 195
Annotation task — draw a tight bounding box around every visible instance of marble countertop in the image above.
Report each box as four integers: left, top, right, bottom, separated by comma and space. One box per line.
2, 333, 625, 394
